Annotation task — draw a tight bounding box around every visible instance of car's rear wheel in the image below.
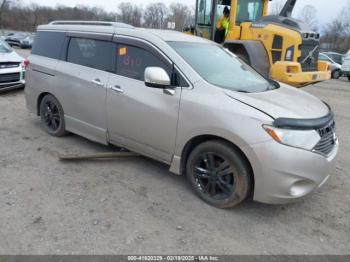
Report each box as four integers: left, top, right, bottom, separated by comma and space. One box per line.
332, 70, 341, 79
186, 140, 252, 208
39, 94, 67, 137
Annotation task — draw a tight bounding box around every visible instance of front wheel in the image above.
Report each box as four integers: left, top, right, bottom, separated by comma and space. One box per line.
186, 140, 252, 209
39, 94, 68, 137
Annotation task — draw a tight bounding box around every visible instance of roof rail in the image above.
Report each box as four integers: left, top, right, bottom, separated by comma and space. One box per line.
49, 21, 134, 28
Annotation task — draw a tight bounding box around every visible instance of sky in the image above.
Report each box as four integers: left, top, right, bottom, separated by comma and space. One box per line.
22, 0, 348, 26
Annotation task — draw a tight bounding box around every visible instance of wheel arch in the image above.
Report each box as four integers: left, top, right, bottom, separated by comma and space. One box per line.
178, 134, 255, 194
224, 40, 270, 78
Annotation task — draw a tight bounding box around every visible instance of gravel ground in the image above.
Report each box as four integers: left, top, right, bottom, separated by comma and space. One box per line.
0, 49, 349, 255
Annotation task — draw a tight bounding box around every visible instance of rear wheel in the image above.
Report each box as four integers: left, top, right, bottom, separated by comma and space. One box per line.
332, 70, 341, 79
348, 76, 350, 82
39, 94, 68, 137
186, 140, 252, 209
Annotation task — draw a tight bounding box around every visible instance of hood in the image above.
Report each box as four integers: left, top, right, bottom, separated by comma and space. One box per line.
224, 84, 330, 120
0, 50, 23, 63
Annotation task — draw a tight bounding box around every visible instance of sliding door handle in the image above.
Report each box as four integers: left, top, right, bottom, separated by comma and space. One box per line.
91, 79, 105, 87
111, 85, 125, 94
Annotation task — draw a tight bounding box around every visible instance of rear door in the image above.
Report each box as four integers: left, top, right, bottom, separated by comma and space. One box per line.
55, 33, 114, 144
106, 37, 185, 163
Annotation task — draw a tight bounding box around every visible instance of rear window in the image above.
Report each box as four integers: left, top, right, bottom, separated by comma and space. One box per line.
67, 37, 114, 72
31, 31, 65, 59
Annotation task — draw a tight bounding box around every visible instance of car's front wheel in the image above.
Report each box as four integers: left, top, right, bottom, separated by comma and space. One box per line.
186, 140, 252, 208
39, 94, 68, 137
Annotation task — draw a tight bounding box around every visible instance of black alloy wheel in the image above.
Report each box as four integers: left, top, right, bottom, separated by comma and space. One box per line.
193, 152, 235, 200
39, 94, 67, 137
186, 140, 252, 208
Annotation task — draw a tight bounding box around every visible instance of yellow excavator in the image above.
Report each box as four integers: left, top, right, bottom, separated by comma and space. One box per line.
190, 0, 330, 87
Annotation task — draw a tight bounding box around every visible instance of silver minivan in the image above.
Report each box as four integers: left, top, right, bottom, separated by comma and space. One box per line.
25, 21, 339, 208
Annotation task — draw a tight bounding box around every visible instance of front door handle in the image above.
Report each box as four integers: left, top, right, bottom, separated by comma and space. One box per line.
91, 79, 105, 87
111, 85, 125, 94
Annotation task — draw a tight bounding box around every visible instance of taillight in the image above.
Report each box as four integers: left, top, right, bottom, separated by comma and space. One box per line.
286, 66, 293, 73
22, 59, 30, 69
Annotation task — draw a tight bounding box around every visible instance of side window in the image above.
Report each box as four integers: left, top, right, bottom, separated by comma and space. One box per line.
67, 37, 114, 72
319, 54, 329, 62
31, 31, 65, 59
116, 45, 171, 81
173, 69, 190, 87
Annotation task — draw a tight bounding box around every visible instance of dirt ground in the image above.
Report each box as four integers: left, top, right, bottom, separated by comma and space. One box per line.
0, 49, 349, 255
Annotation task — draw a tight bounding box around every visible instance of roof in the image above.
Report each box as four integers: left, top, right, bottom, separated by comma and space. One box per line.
38, 21, 210, 44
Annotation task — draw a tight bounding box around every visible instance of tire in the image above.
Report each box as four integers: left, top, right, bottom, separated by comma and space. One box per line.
39, 94, 68, 137
332, 70, 340, 79
348, 76, 350, 82
186, 140, 252, 209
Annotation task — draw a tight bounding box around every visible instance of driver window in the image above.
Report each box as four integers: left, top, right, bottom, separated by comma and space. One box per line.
115, 44, 188, 87
116, 45, 171, 81
197, 0, 213, 25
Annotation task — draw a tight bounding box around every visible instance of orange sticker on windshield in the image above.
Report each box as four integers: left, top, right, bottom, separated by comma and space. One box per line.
119, 47, 127, 56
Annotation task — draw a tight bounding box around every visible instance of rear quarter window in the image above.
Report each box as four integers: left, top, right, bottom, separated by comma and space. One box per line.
31, 31, 65, 59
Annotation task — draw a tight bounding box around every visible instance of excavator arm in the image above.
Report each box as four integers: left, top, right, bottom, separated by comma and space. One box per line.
279, 0, 297, 17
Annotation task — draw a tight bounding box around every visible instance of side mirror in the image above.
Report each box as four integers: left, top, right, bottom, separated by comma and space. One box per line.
144, 67, 171, 88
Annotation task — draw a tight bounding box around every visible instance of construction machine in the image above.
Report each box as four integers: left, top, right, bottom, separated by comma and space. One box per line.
192, 0, 330, 87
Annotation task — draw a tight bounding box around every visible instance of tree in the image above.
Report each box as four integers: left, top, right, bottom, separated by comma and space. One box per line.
320, 0, 350, 53
298, 5, 318, 31
0, 0, 14, 31
269, 0, 285, 15
117, 2, 143, 27
143, 3, 168, 29
167, 3, 193, 31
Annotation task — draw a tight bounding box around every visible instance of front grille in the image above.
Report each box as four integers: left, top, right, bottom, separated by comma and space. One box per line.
0, 73, 20, 84
314, 120, 336, 156
298, 39, 319, 72
0, 62, 20, 69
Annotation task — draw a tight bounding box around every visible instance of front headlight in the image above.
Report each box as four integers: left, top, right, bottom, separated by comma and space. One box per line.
263, 125, 321, 151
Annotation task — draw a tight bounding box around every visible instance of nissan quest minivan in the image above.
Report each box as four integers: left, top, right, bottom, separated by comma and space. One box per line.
25, 21, 339, 208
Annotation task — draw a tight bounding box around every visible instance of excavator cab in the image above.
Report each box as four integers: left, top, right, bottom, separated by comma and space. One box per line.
195, 0, 267, 42
193, 0, 331, 87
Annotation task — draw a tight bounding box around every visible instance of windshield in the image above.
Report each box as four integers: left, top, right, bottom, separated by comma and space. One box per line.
169, 42, 273, 93
237, 0, 264, 24
0, 40, 12, 53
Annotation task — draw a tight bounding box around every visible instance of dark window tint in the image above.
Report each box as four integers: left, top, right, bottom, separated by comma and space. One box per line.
67, 38, 114, 72
32, 31, 65, 59
117, 45, 171, 81
173, 69, 189, 87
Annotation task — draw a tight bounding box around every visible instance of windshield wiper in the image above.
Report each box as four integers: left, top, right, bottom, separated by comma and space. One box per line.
234, 89, 251, 93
